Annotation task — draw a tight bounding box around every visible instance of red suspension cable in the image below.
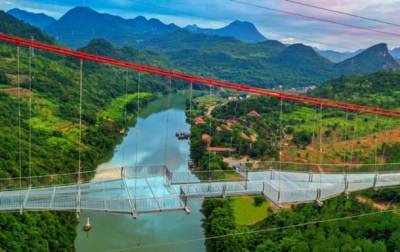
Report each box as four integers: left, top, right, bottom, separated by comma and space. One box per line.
1, 33, 399, 118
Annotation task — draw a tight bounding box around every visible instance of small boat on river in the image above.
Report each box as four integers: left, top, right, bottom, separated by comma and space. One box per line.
176, 132, 191, 140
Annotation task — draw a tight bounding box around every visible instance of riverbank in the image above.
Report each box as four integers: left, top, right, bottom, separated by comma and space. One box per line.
75, 93, 206, 252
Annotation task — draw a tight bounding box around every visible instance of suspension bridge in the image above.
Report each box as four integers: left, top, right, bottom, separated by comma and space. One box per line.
0, 33, 400, 217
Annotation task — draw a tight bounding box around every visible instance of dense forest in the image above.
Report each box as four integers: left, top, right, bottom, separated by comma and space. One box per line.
198, 70, 400, 251
141, 31, 399, 87
0, 12, 170, 250
202, 192, 400, 252
188, 70, 400, 176
1, 7, 400, 251
310, 70, 400, 108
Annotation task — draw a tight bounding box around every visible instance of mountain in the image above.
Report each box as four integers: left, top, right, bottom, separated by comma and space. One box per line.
0, 11, 172, 250
45, 7, 180, 48
185, 20, 266, 43
0, 11, 53, 43
311, 71, 400, 108
7, 8, 56, 29
316, 49, 363, 63
270, 44, 334, 78
335, 43, 399, 74
391, 47, 400, 59
139, 29, 399, 87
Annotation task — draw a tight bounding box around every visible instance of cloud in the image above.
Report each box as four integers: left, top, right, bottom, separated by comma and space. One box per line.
1, 0, 399, 50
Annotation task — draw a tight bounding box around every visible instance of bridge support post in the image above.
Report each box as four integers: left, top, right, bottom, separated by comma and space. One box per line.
373, 173, 379, 191
244, 169, 248, 190
20, 186, 31, 214
222, 184, 227, 198
49, 187, 56, 210
343, 174, 349, 198
277, 190, 281, 204
76, 187, 81, 219
269, 167, 274, 180
164, 166, 172, 186
121, 167, 137, 219
180, 187, 191, 214
308, 171, 313, 182
316, 188, 323, 207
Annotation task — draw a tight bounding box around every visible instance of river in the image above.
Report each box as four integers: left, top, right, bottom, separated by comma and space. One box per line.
75, 94, 205, 252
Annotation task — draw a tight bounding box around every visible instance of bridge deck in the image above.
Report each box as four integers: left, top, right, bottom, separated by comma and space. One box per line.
0, 166, 399, 215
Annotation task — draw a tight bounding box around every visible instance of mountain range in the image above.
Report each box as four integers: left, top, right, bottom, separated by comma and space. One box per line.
7, 6, 400, 62
7, 7, 267, 48
2, 8, 400, 88
0, 11, 53, 43
391, 47, 400, 59
316, 49, 363, 63
318, 48, 400, 62
139, 29, 399, 87
7, 8, 56, 29
184, 21, 266, 43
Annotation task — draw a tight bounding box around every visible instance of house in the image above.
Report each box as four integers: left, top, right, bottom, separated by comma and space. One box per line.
226, 119, 237, 129
195, 116, 205, 125
202, 134, 211, 143
247, 110, 260, 117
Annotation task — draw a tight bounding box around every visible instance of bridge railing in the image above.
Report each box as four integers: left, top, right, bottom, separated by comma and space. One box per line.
170, 170, 246, 184
237, 161, 400, 173
0, 165, 170, 191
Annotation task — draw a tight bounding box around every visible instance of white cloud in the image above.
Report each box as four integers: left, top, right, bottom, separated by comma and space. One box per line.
1, 0, 399, 50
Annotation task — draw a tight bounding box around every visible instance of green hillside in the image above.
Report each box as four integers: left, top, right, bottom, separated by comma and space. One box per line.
0, 11, 53, 43
310, 70, 400, 108
201, 71, 400, 252
140, 31, 399, 88
0, 12, 169, 250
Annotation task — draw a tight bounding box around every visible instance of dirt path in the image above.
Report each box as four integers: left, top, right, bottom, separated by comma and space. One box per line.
0, 87, 32, 97
206, 105, 215, 117
284, 126, 400, 166
356, 196, 390, 210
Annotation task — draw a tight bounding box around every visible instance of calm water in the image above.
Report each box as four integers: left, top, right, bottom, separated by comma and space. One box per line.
75, 94, 205, 252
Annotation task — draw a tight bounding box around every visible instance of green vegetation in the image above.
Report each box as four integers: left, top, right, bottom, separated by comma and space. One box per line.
0, 11, 53, 43
230, 196, 269, 226
194, 94, 225, 107
143, 31, 399, 87
0, 14, 168, 250
99, 92, 152, 123
199, 70, 400, 252
203, 194, 400, 252
310, 70, 400, 108
188, 70, 400, 174
362, 186, 400, 205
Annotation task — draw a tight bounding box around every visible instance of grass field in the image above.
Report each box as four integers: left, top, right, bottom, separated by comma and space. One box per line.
230, 196, 269, 225
194, 94, 226, 108
284, 106, 399, 139
99, 92, 152, 121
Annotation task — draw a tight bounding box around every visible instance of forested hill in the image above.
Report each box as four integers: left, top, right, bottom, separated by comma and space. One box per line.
5, 7, 399, 88
0, 11, 170, 251
310, 70, 400, 108
79, 38, 171, 68
0, 11, 53, 43
140, 30, 399, 87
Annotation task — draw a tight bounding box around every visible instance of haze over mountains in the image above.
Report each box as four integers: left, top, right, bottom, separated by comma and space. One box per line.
3, 7, 400, 88
7, 7, 266, 48
185, 21, 266, 43
7, 8, 56, 29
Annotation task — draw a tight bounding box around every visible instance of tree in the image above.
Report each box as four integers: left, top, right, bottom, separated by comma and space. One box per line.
292, 130, 312, 147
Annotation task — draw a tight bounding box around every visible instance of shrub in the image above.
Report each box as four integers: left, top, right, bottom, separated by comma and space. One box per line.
254, 195, 265, 207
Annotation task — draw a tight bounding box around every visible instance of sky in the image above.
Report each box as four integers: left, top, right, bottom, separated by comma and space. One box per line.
1, 0, 400, 51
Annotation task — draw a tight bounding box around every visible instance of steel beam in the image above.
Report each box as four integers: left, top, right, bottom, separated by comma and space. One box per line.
121, 168, 137, 218
0, 33, 399, 117
144, 178, 162, 211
